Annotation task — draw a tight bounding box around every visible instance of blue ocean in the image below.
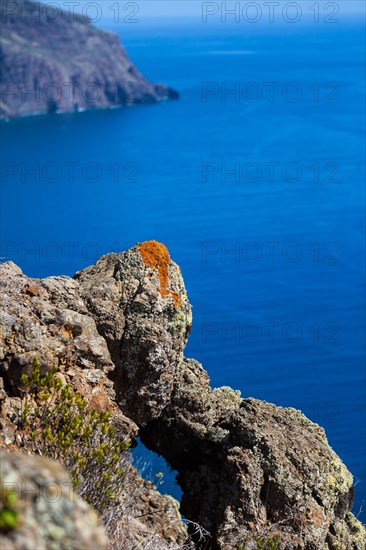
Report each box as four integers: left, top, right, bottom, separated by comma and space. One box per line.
1, 15, 365, 518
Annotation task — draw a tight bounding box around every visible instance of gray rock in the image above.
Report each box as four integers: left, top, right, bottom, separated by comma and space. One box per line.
75, 241, 192, 424
0, 260, 136, 440
141, 358, 366, 549
1, 243, 365, 549
0, 450, 108, 549
0, 252, 190, 548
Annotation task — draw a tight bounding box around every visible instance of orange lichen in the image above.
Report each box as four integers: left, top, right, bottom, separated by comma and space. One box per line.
138, 241, 181, 307
314, 426, 326, 440
60, 327, 73, 340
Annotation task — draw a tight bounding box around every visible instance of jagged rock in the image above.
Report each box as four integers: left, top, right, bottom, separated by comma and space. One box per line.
0, 450, 108, 549
1, 243, 365, 549
141, 358, 366, 549
75, 241, 192, 424
115, 476, 190, 548
0, 261, 134, 442
0, 250, 190, 548
0, 0, 178, 119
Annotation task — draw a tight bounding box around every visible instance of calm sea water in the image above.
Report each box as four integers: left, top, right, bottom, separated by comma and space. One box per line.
1, 17, 365, 518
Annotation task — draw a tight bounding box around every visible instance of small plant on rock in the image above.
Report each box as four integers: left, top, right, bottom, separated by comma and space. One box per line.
16, 358, 202, 550
19, 357, 130, 516
0, 483, 19, 533
255, 536, 281, 550
237, 534, 281, 550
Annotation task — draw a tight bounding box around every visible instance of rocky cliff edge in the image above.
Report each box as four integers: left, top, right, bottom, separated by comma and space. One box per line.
0, 241, 365, 549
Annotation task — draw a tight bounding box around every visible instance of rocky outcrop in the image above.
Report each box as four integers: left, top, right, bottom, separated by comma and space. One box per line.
75, 241, 192, 424
0, 255, 188, 549
0, 0, 178, 119
141, 358, 366, 549
0, 260, 135, 441
0, 450, 108, 550
0, 242, 365, 549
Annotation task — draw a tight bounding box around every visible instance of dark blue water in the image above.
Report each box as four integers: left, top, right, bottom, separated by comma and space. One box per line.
1, 16, 365, 519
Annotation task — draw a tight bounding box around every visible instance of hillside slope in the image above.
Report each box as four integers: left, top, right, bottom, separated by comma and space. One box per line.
0, 0, 178, 119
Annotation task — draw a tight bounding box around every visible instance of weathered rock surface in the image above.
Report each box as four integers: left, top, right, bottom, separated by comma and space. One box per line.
0, 450, 108, 550
0, 260, 135, 441
75, 241, 192, 424
0, 242, 365, 549
0, 0, 178, 120
0, 255, 189, 548
141, 358, 366, 548
118, 476, 190, 549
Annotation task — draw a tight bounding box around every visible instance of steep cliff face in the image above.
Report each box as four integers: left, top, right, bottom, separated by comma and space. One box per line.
0, 243, 365, 549
0, 0, 178, 119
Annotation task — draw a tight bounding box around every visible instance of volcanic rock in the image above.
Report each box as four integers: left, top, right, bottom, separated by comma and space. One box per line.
0, 0, 178, 119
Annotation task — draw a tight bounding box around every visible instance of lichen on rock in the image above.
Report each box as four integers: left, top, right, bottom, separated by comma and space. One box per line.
0, 242, 365, 550
141, 359, 365, 549
75, 242, 192, 425
0, 450, 108, 550
138, 240, 182, 307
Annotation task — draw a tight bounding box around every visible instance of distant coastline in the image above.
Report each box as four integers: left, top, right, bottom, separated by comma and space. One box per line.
0, 0, 178, 121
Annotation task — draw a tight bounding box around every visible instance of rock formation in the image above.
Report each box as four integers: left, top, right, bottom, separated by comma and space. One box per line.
0, 0, 178, 120
0, 260, 135, 440
0, 450, 108, 550
141, 358, 366, 549
74, 241, 192, 425
0, 241, 365, 549
0, 256, 188, 549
